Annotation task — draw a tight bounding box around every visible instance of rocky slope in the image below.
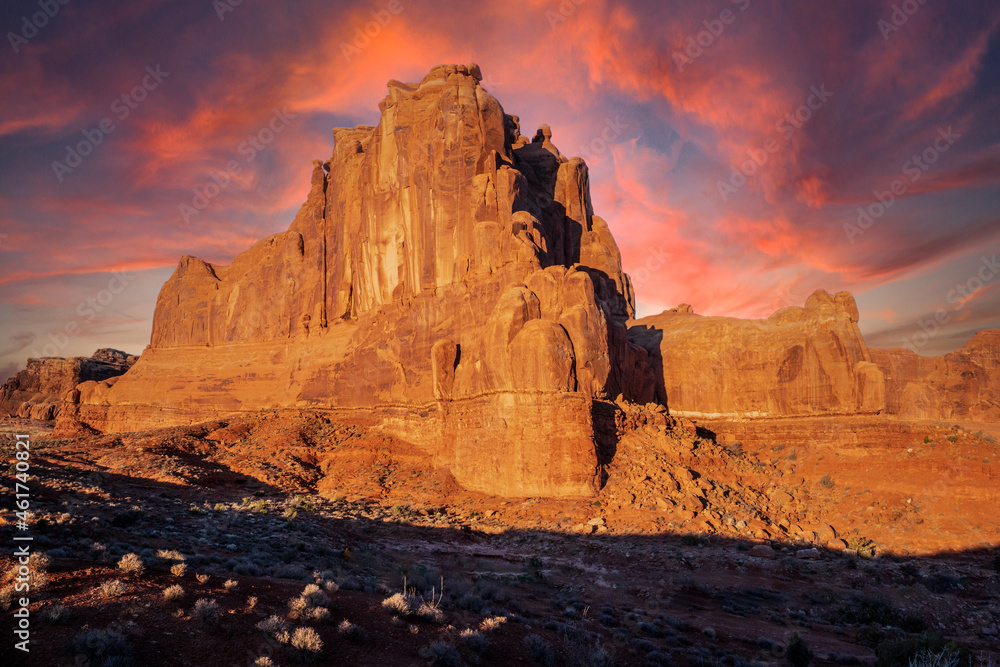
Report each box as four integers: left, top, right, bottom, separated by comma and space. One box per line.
0, 349, 135, 420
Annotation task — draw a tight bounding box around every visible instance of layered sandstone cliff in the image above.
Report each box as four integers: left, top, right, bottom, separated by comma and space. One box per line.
628, 290, 886, 418
871, 329, 1000, 421
628, 296, 998, 422
58, 64, 655, 496
1, 349, 135, 420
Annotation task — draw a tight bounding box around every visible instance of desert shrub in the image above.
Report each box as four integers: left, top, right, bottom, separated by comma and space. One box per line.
100, 579, 128, 598
289, 595, 309, 618
163, 585, 184, 602
305, 606, 330, 622
117, 553, 144, 577
19, 552, 51, 590
0, 586, 14, 611
300, 583, 329, 606
646, 650, 674, 667
252, 658, 276, 667
875, 635, 969, 667
419, 641, 464, 666
847, 537, 877, 559
112, 508, 144, 528
247, 595, 258, 609
382, 592, 415, 617
223, 579, 238, 591
196, 573, 210, 584
171, 563, 187, 577
758, 637, 785, 655
324, 580, 339, 594
788, 632, 812, 667
41, 604, 70, 623
257, 615, 288, 637
922, 574, 959, 595
525, 634, 556, 666
291, 626, 323, 659
681, 534, 703, 547
480, 615, 507, 632
338, 619, 368, 644
460, 628, 486, 652
70, 626, 134, 666
907, 648, 962, 667
29, 552, 51, 571
418, 601, 445, 624
156, 549, 185, 561
836, 595, 900, 625
588, 646, 614, 667
193, 598, 221, 625
819, 475, 835, 489
857, 625, 891, 649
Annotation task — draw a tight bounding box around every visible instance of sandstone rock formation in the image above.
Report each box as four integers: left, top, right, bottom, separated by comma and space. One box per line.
58, 64, 655, 497
51, 64, 998, 499
628, 290, 886, 418
871, 329, 1000, 421
628, 294, 999, 422
1, 349, 135, 420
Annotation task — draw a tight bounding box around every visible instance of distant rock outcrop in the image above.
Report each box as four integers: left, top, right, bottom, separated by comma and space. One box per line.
871, 329, 1000, 421
1, 349, 135, 420
628, 290, 886, 418
629, 296, 999, 422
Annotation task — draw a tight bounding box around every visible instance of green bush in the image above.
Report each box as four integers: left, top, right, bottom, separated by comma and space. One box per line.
787, 632, 812, 667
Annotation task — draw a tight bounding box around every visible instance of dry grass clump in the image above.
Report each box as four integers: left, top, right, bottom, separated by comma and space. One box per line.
99, 579, 128, 598
480, 615, 507, 632
0, 587, 14, 611
381, 590, 444, 624
288, 583, 332, 621
170, 563, 187, 577
223, 578, 238, 591
382, 592, 414, 616
256, 614, 288, 639
117, 553, 144, 576
196, 573, 210, 584
291, 627, 323, 659
163, 584, 184, 602
40, 604, 70, 624
11, 552, 52, 591
157, 549, 185, 561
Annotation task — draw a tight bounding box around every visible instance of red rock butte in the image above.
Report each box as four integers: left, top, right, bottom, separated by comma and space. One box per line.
46, 64, 999, 497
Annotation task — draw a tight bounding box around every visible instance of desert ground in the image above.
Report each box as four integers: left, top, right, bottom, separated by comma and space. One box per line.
3, 411, 998, 667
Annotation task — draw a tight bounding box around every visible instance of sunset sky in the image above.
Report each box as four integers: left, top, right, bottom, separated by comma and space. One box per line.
1, 0, 999, 380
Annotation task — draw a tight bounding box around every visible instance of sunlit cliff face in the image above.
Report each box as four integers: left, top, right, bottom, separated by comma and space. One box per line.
1, 0, 999, 378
